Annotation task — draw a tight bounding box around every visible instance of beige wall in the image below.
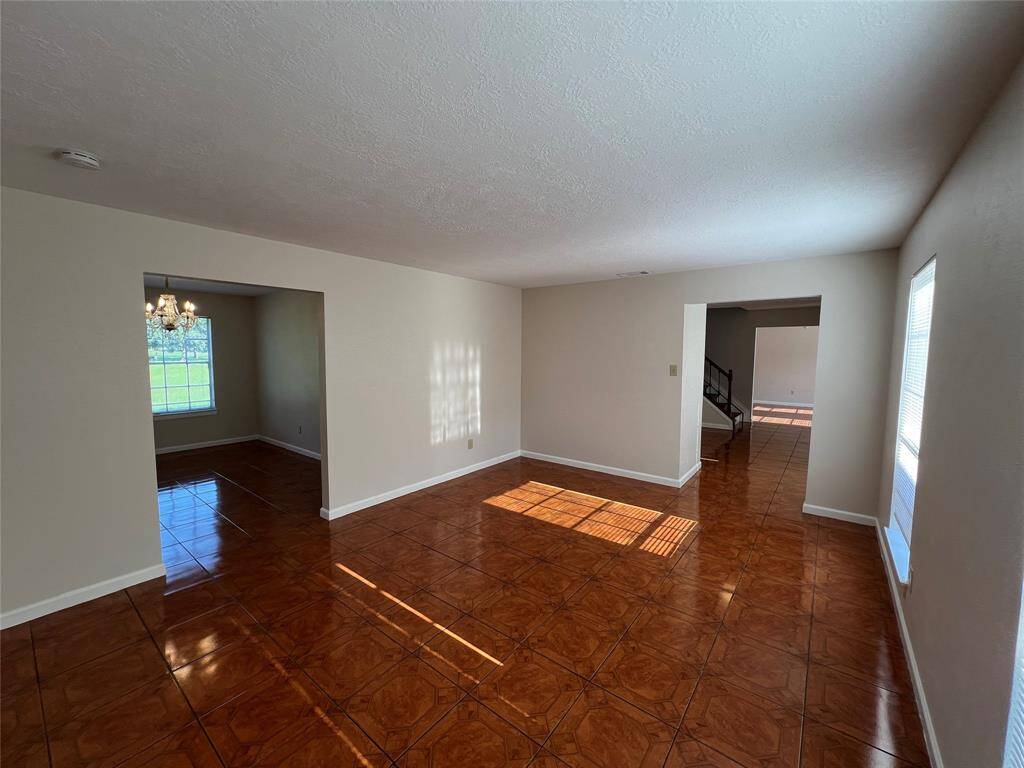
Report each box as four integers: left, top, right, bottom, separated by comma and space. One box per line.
877, 62, 1024, 768
523, 249, 896, 511
145, 288, 260, 449
705, 305, 821, 412
255, 290, 323, 455
752, 325, 819, 406
1, 189, 522, 616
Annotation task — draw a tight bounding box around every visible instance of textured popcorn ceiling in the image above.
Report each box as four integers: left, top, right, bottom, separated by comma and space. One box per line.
3, 2, 1023, 288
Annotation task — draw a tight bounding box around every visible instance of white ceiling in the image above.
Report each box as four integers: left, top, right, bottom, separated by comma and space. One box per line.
3, 3, 1022, 288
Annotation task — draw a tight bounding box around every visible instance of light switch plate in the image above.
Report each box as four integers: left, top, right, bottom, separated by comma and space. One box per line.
669, 364, 678, 376
468, 438, 474, 449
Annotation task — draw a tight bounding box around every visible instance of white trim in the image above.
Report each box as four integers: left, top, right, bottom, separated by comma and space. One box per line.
154, 434, 259, 454
752, 399, 816, 408
0, 564, 166, 629
876, 524, 944, 768
153, 408, 218, 421
320, 450, 522, 520
678, 461, 702, 487
801, 502, 876, 526
702, 422, 734, 431
520, 450, 692, 489
258, 435, 321, 460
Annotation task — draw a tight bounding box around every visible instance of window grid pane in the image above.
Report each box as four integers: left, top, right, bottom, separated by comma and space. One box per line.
890, 258, 935, 545
148, 317, 215, 415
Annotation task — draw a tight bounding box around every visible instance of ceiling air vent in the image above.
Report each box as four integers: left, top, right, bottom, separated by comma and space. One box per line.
615, 270, 651, 278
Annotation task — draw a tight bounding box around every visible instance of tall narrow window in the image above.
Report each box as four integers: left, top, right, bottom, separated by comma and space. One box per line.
148, 317, 215, 415
890, 257, 936, 549
1005, 595, 1024, 768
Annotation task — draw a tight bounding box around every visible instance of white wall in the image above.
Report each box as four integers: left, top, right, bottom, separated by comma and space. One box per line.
679, 304, 706, 478
255, 290, 323, 455
523, 249, 896, 510
146, 288, 261, 450
877, 62, 1024, 768
752, 325, 819, 406
0, 189, 522, 617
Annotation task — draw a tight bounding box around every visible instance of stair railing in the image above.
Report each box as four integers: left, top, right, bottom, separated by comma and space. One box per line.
704, 356, 744, 437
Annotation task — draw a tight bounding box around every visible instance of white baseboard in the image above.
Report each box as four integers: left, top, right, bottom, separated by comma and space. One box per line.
801, 502, 876, 526
876, 525, 944, 768
0, 563, 166, 629
154, 434, 259, 455
520, 450, 695, 489
702, 422, 734, 431
678, 461, 702, 487
258, 435, 321, 460
753, 399, 815, 408
320, 450, 522, 521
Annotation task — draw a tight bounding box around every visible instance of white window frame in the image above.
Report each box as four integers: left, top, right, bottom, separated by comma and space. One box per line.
886, 256, 936, 579
148, 317, 217, 419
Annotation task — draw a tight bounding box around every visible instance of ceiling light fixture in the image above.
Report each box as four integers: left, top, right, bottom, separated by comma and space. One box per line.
55, 148, 101, 170
146, 276, 197, 332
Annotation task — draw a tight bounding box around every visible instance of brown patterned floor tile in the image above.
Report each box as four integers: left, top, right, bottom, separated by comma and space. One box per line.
371, 590, 463, 651
528, 607, 621, 678
744, 551, 816, 586
475, 648, 586, 742
800, 721, 919, 768
683, 677, 801, 768
47, 676, 193, 768
670, 553, 743, 592
154, 602, 262, 669
419, 615, 518, 691
266, 595, 363, 658
472, 585, 561, 641
723, 597, 811, 657
40, 638, 169, 726
429, 564, 505, 612
173, 631, 290, 714
402, 698, 538, 767
813, 566, 892, 609
663, 735, 743, 767
373, 507, 432, 532
394, 546, 464, 588
234, 573, 331, 623
470, 546, 540, 581
301, 622, 405, 704
403, 519, 462, 547
812, 593, 901, 644
704, 631, 808, 709
255, 708, 390, 767
626, 605, 719, 666
333, 522, 395, 550
651, 574, 734, 622
431, 531, 500, 562
733, 573, 814, 616
1, 646, 39, 696
594, 556, 666, 599
33, 605, 150, 680
2, 735, 51, 768
809, 624, 911, 693
358, 532, 427, 566
118, 722, 221, 768
201, 670, 334, 766
563, 580, 644, 632
805, 664, 927, 764
1, 685, 45, 758
346, 656, 464, 760
31, 592, 134, 641
515, 562, 589, 604
545, 540, 617, 576
593, 639, 700, 725
133, 580, 234, 633
545, 684, 674, 768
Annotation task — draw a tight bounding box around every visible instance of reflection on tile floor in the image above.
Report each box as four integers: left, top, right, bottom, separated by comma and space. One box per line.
1, 426, 929, 767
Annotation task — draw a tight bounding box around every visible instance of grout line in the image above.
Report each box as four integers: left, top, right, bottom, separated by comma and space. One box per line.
26, 624, 55, 768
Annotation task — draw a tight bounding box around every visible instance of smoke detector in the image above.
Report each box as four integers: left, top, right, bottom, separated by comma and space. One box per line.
615, 270, 651, 278
55, 149, 101, 170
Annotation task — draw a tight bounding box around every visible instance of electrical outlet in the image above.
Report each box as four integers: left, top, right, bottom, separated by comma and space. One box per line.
467, 438, 474, 449
669, 364, 678, 377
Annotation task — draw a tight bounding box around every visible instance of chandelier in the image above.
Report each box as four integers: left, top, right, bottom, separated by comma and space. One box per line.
145, 277, 197, 332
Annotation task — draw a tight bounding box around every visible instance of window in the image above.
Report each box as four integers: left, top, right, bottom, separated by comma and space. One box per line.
1005, 593, 1024, 768
889, 257, 936, 557
147, 317, 215, 415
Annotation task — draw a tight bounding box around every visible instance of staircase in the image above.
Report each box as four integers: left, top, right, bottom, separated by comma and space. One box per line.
704, 356, 745, 437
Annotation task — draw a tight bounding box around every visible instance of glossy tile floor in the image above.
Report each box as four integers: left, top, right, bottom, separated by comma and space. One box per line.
1, 427, 929, 768
751, 404, 814, 428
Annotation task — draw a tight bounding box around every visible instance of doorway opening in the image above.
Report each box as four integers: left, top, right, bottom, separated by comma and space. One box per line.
142, 274, 328, 584
698, 297, 821, 494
